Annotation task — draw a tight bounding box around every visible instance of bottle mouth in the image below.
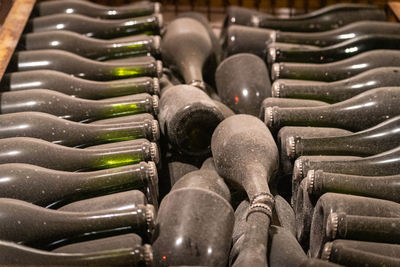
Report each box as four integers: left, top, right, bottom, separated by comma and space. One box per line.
152, 36, 161, 57
155, 13, 164, 30
271, 63, 280, 81
151, 95, 159, 115
149, 142, 160, 164
152, 78, 160, 96
151, 120, 160, 141
320, 242, 333, 261
154, 2, 162, 14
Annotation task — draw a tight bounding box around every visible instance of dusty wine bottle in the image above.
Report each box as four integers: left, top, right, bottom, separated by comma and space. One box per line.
272, 67, 400, 103
0, 89, 158, 122
20, 31, 161, 60
212, 114, 278, 267
288, 115, 400, 159
0, 197, 155, 247
0, 240, 153, 266
158, 85, 224, 156
309, 193, 400, 258
27, 13, 163, 39
265, 87, 400, 132
8, 50, 162, 81
0, 162, 158, 208
321, 239, 400, 266
306, 170, 400, 203
267, 34, 400, 65
271, 50, 400, 82
0, 111, 159, 145
0, 137, 158, 171
34, 0, 160, 19
152, 170, 234, 266
0, 70, 159, 99
90, 113, 154, 125
215, 53, 271, 116
161, 18, 212, 91
224, 4, 386, 32
325, 212, 400, 244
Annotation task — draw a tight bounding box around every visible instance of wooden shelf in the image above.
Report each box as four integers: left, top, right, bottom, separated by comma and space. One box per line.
0, 0, 36, 82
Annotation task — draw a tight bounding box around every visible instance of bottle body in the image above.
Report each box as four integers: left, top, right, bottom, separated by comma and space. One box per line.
9, 50, 162, 81
21, 31, 161, 60
0, 137, 158, 171
28, 13, 163, 39
1, 70, 159, 99
0, 89, 158, 122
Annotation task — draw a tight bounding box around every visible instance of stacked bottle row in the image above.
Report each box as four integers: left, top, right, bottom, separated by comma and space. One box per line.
0, 0, 164, 265
212, 3, 400, 267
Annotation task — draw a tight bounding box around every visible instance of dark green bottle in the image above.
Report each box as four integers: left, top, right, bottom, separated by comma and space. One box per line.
0, 197, 155, 248
0, 162, 158, 208
272, 50, 400, 82
34, 0, 161, 19
1, 70, 159, 99
0, 111, 159, 145
325, 212, 400, 244
224, 4, 386, 32
287, 115, 400, 159
267, 34, 400, 65
0, 137, 158, 171
309, 193, 400, 258
8, 50, 162, 81
20, 31, 161, 60
0, 89, 158, 122
27, 13, 163, 39
321, 239, 400, 266
272, 67, 400, 103
90, 113, 154, 125
0, 240, 153, 266
265, 87, 400, 132
306, 170, 400, 203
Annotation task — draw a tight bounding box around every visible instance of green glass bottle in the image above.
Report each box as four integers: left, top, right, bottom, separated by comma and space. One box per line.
272, 67, 400, 103
0, 89, 158, 122
34, 0, 161, 19
27, 13, 163, 39
0, 162, 158, 208
8, 50, 162, 81
265, 87, 400, 132
272, 50, 400, 82
0, 137, 159, 171
0, 111, 159, 146
21, 31, 161, 60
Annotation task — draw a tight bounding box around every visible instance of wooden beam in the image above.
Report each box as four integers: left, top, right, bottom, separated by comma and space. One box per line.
0, 0, 36, 82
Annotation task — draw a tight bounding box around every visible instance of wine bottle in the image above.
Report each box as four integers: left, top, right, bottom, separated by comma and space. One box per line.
34, 0, 160, 19
152, 169, 234, 266
273, 195, 296, 236
293, 146, 400, 199
272, 50, 400, 82
325, 212, 400, 244
53, 233, 142, 253
0, 137, 158, 171
58, 190, 149, 212
212, 114, 278, 267
0, 89, 158, 122
0, 240, 153, 266
224, 4, 386, 32
259, 98, 328, 121
288, 115, 400, 159
272, 67, 400, 103
215, 53, 271, 116
0, 111, 159, 145
278, 126, 352, 175
8, 50, 162, 81
27, 13, 163, 39
321, 239, 400, 266
0, 162, 157, 208
307, 170, 400, 203
21, 31, 161, 60
162, 18, 212, 91
267, 34, 400, 65
0, 197, 155, 247
0, 70, 160, 99
309, 193, 400, 257
90, 113, 154, 125
158, 85, 224, 156
265, 87, 400, 132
